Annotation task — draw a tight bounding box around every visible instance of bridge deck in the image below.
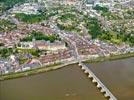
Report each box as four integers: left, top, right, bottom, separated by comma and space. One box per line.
79, 63, 117, 100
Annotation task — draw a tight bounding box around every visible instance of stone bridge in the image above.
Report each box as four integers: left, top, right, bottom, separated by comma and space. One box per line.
78, 62, 117, 100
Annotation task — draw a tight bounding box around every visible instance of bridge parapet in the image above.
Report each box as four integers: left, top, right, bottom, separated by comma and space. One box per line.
79, 62, 117, 100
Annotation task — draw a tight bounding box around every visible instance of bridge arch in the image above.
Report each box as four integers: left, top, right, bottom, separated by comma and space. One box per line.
78, 62, 117, 100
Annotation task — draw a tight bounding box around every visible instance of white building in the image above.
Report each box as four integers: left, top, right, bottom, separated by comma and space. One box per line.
35, 40, 67, 51
17, 42, 35, 49
12, 3, 41, 15
17, 40, 67, 51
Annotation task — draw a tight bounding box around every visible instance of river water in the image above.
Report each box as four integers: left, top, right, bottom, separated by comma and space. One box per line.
0, 64, 105, 100
0, 57, 134, 100
87, 57, 134, 100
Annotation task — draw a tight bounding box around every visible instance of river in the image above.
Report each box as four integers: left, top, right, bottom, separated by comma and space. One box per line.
0, 57, 134, 100
0, 64, 105, 100
86, 57, 134, 100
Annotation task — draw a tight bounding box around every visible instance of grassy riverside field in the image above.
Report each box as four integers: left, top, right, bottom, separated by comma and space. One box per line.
0, 52, 134, 81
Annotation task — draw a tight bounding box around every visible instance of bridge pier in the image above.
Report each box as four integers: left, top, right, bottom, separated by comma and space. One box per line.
84, 70, 89, 73
97, 83, 101, 88
100, 88, 106, 93
104, 92, 110, 97
81, 66, 85, 70
78, 63, 81, 66
88, 74, 92, 78
79, 62, 117, 100
92, 78, 97, 83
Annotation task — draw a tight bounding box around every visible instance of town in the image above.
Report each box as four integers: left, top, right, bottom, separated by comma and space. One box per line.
0, 0, 134, 75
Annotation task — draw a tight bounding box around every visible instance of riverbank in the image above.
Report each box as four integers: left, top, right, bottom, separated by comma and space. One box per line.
84, 52, 134, 63
0, 52, 134, 81
0, 61, 78, 81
